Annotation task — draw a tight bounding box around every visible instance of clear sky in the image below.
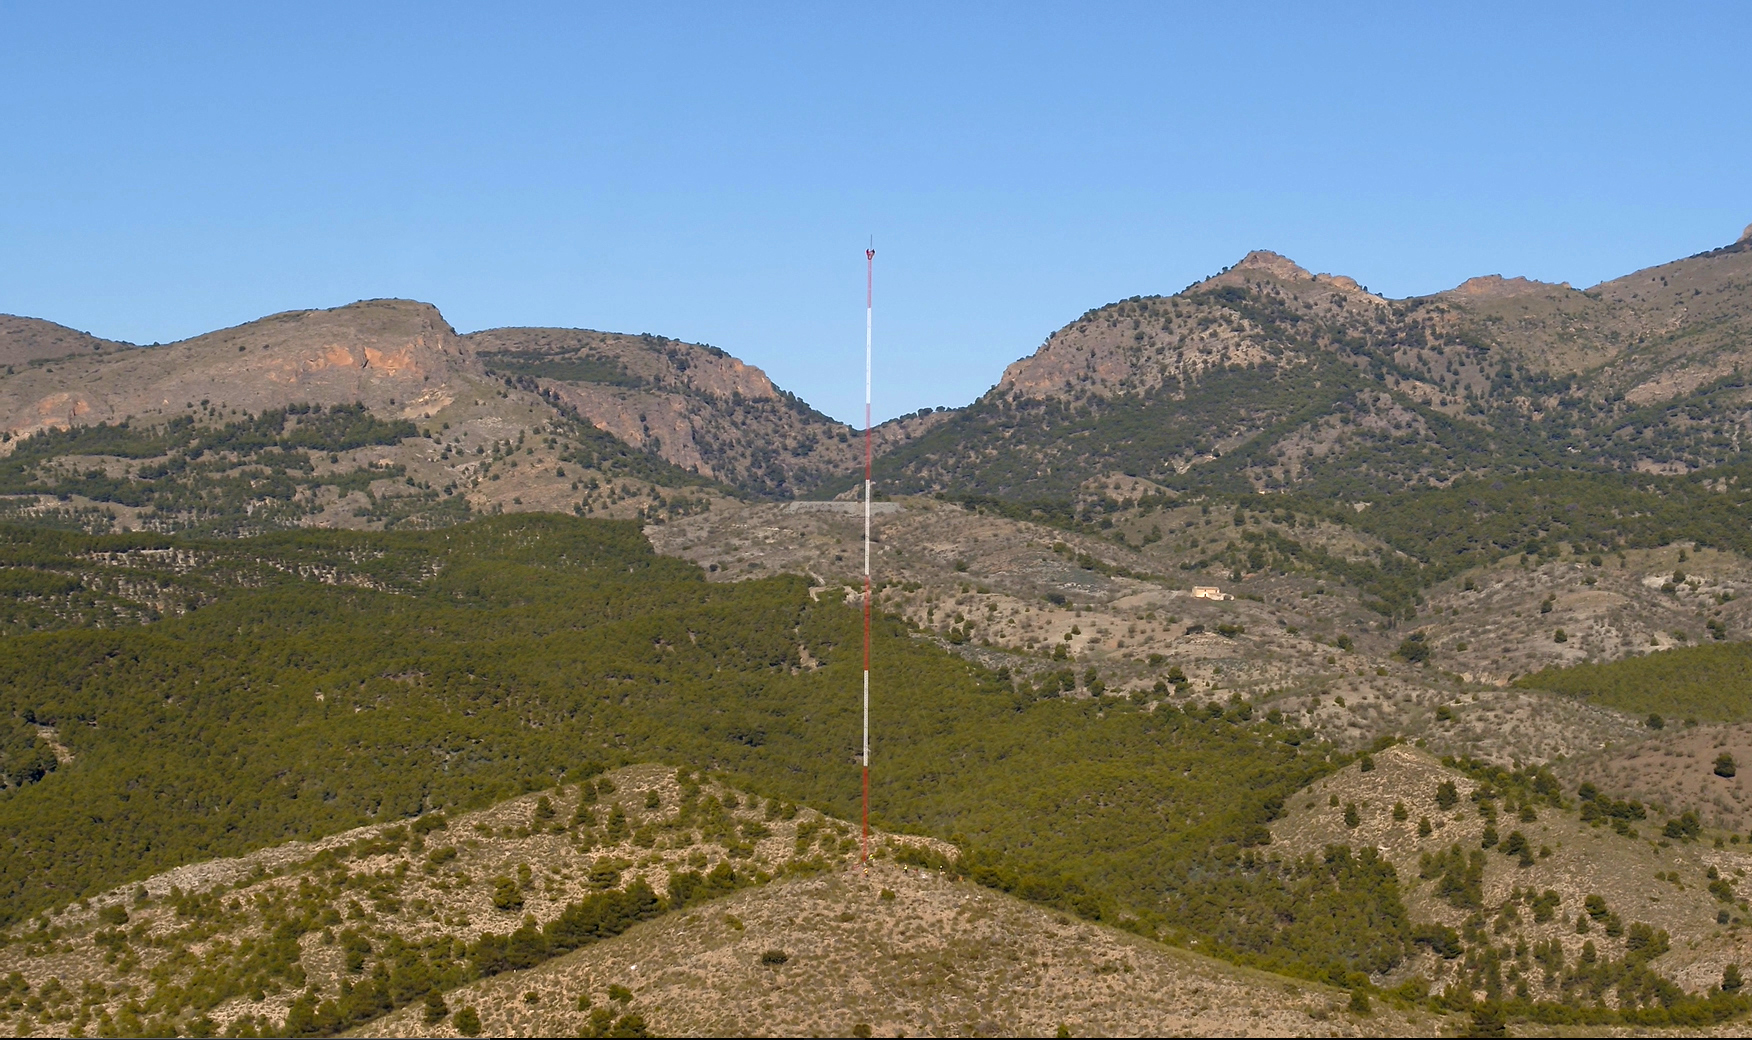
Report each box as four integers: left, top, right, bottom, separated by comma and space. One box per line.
3, 3, 1749, 424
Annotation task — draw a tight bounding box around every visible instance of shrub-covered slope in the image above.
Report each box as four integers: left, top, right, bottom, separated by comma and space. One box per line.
0, 515, 1363, 974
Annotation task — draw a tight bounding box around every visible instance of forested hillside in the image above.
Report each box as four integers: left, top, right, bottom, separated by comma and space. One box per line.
0, 515, 1387, 985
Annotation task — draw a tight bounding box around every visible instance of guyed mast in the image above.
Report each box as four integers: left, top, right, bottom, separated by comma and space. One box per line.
861, 244, 874, 867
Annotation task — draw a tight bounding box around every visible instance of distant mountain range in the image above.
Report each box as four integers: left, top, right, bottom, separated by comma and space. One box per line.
2, 224, 1749, 530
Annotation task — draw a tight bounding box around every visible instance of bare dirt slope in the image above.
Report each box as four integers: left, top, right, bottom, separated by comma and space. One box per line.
369, 861, 1435, 1039
1564, 724, 1752, 833
1414, 545, 1752, 686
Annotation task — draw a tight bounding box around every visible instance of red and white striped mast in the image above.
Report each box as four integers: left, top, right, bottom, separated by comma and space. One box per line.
861, 244, 874, 867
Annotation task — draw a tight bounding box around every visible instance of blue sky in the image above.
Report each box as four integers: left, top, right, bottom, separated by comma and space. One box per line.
3, 3, 1748, 423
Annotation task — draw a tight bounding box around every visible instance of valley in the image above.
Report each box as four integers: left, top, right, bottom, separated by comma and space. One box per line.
3, 227, 1752, 1034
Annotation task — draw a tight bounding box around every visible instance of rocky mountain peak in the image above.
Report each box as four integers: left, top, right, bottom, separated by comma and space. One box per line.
1230, 250, 1313, 281
1209, 251, 1383, 301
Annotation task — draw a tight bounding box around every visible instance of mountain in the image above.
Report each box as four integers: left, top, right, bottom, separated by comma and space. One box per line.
871, 228, 1752, 506
8, 212, 1752, 1037
6, 226, 1752, 525
0, 301, 953, 537
0, 300, 471, 441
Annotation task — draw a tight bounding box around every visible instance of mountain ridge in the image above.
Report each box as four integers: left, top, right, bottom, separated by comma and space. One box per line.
1, 224, 1749, 533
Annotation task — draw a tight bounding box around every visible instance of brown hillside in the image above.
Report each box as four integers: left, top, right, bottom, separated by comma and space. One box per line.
0, 299, 477, 442
0, 315, 132, 367
467, 325, 949, 497
648, 498, 1739, 768
0, 762, 1436, 1038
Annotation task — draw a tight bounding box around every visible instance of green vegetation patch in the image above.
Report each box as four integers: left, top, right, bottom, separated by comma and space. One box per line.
0, 404, 445, 536
1515, 641, 1752, 722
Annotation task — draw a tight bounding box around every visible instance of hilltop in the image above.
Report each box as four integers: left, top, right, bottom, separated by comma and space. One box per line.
466, 325, 948, 498
370, 846, 1430, 1038
0, 315, 132, 368
0, 301, 950, 535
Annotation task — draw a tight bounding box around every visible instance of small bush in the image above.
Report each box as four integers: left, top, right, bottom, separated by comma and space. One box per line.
422, 990, 448, 1023
760, 949, 789, 966
454, 1006, 483, 1037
